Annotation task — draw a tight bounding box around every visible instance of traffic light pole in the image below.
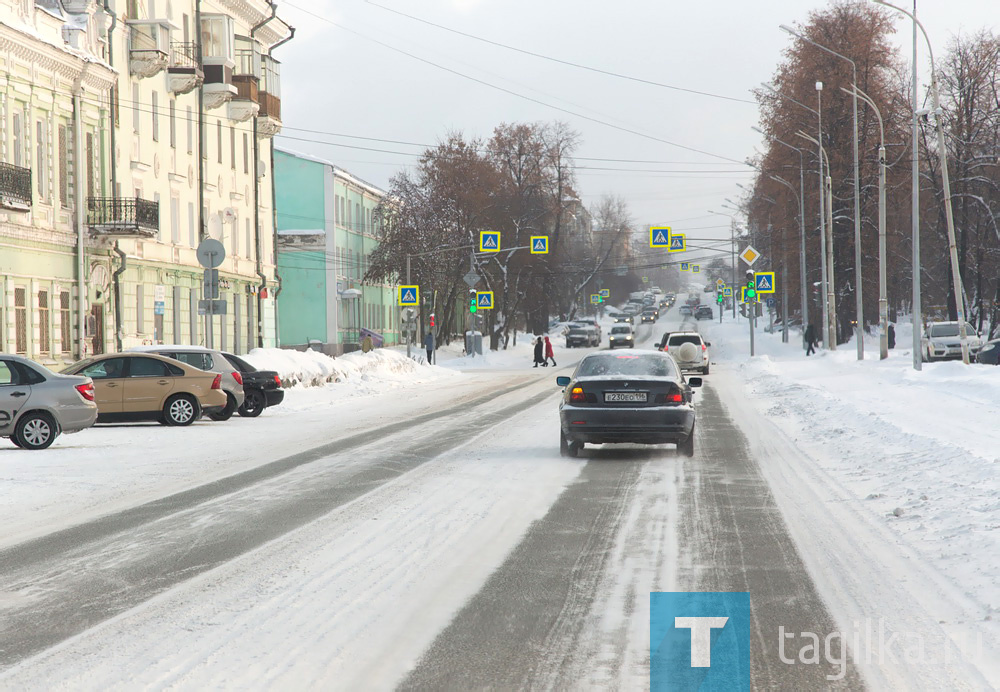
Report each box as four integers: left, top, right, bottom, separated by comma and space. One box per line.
749, 298, 756, 357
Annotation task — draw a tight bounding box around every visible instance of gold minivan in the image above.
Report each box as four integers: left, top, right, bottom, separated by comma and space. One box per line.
63, 353, 227, 426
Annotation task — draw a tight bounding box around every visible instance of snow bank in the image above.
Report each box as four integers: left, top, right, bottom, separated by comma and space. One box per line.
241, 347, 434, 388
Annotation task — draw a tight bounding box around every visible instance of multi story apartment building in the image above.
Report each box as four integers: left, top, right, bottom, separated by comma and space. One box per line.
1, 0, 291, 365
273, 148, 400, 353
1, 0, 115, 365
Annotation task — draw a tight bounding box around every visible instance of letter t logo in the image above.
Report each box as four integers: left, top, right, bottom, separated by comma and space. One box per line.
674, 616, 729, 667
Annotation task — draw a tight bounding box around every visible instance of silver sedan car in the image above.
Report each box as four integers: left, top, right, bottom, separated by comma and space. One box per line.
1, 354, 98, 450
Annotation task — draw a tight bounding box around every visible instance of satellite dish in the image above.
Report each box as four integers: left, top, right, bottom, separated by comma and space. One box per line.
207, 213, 223, 240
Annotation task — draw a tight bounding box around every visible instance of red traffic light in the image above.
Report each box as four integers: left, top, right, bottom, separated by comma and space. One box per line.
430, 313, 436, 328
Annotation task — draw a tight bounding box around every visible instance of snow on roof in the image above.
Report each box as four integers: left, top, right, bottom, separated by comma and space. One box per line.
277, 228, 324, 236
275, 146, 387, 198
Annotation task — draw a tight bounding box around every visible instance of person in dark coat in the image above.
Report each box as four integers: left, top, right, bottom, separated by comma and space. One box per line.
804, 323, 818, 356
887, 323, 896, 350
533, 336, 545, 367
424, 331, 435, 363
544, 336, 556, 367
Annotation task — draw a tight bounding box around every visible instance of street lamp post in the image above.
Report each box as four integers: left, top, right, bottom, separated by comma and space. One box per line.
708, 209, 738, 318
873, 0, 971, 365
768, 174, 800, 343
782, 25, 864, 359
844, 85, 889, 359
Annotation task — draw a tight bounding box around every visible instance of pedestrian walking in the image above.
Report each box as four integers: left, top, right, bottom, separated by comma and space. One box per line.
804, 323, 818, 356
424, 331, 435, 363
544, 336, 556, 367
533, 336, 545, 367
887, 323, 896, 350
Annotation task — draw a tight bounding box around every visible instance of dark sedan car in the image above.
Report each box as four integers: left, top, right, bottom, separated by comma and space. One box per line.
976, 339, 1000, 365
556, 350, 702, 458
694, 306, 714, 320
221, 352, 285, 417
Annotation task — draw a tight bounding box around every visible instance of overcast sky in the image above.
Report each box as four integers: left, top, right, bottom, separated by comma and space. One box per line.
274, 0, 996, 249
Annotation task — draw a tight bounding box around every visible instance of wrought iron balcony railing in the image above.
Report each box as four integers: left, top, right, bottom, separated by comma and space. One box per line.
87, 197, 159, 237
0, 161, 32, 211
169, 42, 199, 69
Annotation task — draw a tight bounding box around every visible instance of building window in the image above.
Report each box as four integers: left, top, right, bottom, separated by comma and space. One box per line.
186, 106, 193, 153
15, 288, 27, 354
189, 287, 198, 344
232, 216, 239, 256
136, 284, 144, 334
133, 85, 141, 133
242, 133, 248, 173
86, 133, 95, 198
13, 111, 23, 167
38, 290, 50, 354
36, 119, 47, 200
188, 202, 195, 246
169, 99, 176, 148
247, 294, 255, 348
245, 218, 252, 260
230, 125, 236, 169
171, 196, 180, 243
217, 120, 222, 163
151, 91, 159, 141
334, 195, 340, 225
58, 125, 69, 208
60, 291, 71, 353
233, 292, 241, 354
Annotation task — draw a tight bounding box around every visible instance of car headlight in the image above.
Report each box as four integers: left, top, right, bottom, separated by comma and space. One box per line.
626, 335, 632, 340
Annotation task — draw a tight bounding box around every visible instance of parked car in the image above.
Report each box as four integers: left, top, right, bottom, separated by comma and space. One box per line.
63, 353, 227, 425
608, 325, 635, 349
575, 318, 603, 342
695, 306, 714, 320
1, 354, 98, 450
565, 324, 599, 348
220, 352, 285, 417
555, 350, 702, 458
660, 331, 711, 374
976, 339, 1000, 365
128, 346, 246, 420
920, 322, 983, 362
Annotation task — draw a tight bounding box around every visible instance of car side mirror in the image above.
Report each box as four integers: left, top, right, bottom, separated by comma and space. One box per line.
705, 342, 711, 347
687, 377, 703, 388
556, 376, 571, 387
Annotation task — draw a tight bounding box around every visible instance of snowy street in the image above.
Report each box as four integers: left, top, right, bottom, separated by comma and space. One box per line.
1, 297, 998, 690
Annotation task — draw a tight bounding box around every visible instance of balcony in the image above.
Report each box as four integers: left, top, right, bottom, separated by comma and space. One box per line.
87, 197, 159, 239
167, 42, 203, 94
128, 20, 171, 78
202, 14, 237, 110
229, 43, 260, 122
257, 55, 282, 138
0, 161, 32, 212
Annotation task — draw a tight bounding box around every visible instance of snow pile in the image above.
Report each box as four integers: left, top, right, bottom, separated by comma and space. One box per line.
241, 347, 437, 388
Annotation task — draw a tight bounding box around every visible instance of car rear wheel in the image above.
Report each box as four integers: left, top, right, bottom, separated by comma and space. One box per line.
14, 412, 58, 450
238, 389, 266, 418
208, 393, 238, 421
702, 365, 710, 375
164, 394, 199, 426
679, 428, 695, 458
560, 430, 582, 458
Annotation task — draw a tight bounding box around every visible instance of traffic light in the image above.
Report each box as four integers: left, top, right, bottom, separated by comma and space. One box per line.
716, 293, 724, 304
469, 289, 478, 313
745, 271, 757, 302
430, 313, 436, 328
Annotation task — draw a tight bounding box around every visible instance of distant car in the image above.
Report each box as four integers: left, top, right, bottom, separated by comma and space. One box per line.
975, 339, 1000, 365
679, 305, 693, 316
661, 331, 711, 374
704, 285, 714, 293
63, 353, 228, 425
695, 306, 714, 320
566, 324, 598, 348
612, 313, 634, 325
555, 350, 702, 458
608, 325, 635, 349
575, 318, 603, 342
129, 346, 246, 421
641, 311, 656, 324
921, 322, 983, 362
0, 354, 98, 450
220, 352, 285, 417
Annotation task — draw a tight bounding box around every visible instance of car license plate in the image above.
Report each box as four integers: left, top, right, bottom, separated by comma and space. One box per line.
604, 391, 647, 403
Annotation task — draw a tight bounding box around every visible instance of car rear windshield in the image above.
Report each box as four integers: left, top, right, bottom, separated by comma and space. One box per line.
577, 353, 676, 378
668, 335, 703, 346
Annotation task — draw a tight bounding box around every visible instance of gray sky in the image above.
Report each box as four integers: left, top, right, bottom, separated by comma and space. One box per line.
275, 0, 996, 247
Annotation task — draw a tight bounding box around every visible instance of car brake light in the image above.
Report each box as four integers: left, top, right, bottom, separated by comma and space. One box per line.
211, 374, 222, 390
231, 371, 243, 385
702, 343, 707, 351
75, 383, 95, 401
274, 374, 282, 386
570, 387, 587, 403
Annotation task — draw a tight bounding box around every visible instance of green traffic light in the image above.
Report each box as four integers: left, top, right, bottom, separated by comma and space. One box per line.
470, 298, 478, 313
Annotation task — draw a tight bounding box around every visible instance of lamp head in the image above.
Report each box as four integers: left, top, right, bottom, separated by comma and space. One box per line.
816, 81, 824, 91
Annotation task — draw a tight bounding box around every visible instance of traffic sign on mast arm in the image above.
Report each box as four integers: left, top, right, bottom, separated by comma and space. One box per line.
650, 226, 671, 248
479, 231, 500, 252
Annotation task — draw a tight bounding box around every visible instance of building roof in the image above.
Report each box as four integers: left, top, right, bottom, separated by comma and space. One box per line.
275, 146, 387, 199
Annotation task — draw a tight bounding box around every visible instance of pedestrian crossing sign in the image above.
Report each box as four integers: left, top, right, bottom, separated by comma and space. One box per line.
668, 233, 686, 253
691, 265, 701, 273
476, 291, 494, 309
650, 226, 671, 248
591, 294, 601, 304
398, 285, 419, 306
479, 231, 500, 252
681, 262, 690, 271
599, 288, 610, 298
754, 271, 776, 294
530, 236, 549, 254
723, 286, 733, 297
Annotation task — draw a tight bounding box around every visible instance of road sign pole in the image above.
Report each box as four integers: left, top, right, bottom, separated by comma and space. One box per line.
749, 299, 755, 357
406, 256, 411, 359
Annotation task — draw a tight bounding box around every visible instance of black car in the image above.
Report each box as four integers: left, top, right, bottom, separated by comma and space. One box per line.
976, 339, 1000, 365
556, 350, 702, 458
221, 352, 285, 417
694, 306, 713, 320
